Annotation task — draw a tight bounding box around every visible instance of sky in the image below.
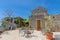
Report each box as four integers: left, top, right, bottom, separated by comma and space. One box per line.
0, 0, 60, 20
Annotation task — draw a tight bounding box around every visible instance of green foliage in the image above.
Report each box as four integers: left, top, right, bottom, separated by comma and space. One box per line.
2, 19, 9, 28
2, 16, 29, 28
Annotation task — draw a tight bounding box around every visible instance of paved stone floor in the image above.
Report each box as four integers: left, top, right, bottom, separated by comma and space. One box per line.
19, 30, 46, 40
0, 30, 19, 40
0, 30, 46, 40
0, 29, 60, 40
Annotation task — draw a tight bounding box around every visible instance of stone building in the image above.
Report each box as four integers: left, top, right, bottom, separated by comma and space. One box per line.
29, 6, 60, 31
50, 14, 60, 32
29, 6, 48, 31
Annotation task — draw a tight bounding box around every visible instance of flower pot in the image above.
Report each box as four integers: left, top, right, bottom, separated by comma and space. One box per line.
45, 32, 53, 40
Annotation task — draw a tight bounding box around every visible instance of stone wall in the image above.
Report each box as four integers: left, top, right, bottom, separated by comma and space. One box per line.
29, 15, 45, 30
29, 6, 60, 32
29, 6, 48, 30
50, 14, 60, 32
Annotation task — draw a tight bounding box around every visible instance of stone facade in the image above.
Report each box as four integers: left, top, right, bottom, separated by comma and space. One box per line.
29, 6, 48, 30
29, 6, 60, 31
50, 14, 60, 32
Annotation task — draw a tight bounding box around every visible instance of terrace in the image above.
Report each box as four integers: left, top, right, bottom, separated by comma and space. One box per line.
0, 29, 60, 40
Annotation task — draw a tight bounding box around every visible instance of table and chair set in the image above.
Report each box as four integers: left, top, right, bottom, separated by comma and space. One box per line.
19, 27, 34, 37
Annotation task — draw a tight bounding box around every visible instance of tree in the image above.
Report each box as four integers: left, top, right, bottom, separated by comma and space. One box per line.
2, 16, 29, 28
23, 19, 29, 27
14, 17, 29, 27
14, 17, 23, 27
1, 17, 9, 28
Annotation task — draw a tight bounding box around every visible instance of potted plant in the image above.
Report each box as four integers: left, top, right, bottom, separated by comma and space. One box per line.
45, 28, 53, 40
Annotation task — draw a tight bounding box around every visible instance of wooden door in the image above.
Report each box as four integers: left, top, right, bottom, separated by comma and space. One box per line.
37, 20, 41, 31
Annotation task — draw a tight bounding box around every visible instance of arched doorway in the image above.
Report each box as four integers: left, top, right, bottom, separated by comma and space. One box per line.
36, 20, 41, 31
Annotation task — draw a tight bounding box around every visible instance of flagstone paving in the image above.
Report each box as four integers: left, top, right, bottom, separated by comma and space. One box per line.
0, 29, 60, 40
